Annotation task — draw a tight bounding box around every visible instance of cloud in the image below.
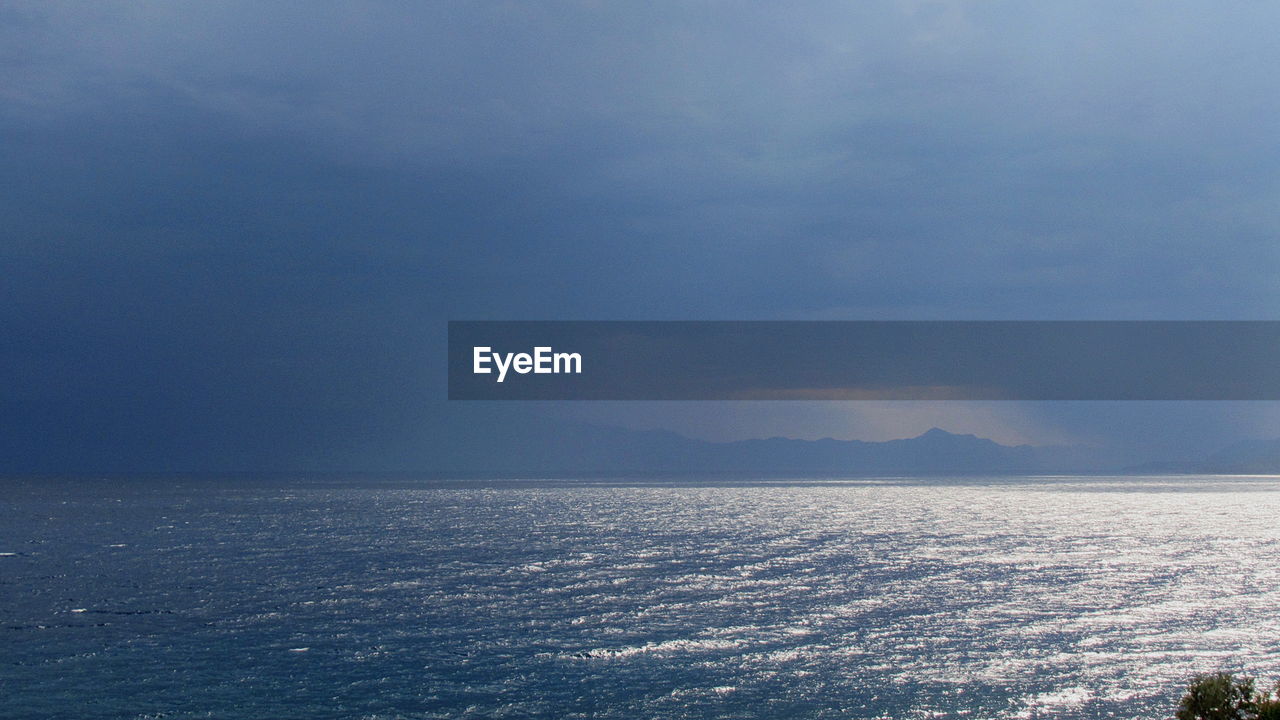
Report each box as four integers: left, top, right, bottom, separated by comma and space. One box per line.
4, 2, 1280, 470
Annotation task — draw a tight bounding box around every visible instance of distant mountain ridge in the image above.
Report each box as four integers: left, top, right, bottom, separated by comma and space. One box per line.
1126, 437, 1280, 475
435, 422, 1119, 478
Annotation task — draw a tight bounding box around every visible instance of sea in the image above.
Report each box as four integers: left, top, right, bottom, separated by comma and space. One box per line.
4, 475, 1280, 719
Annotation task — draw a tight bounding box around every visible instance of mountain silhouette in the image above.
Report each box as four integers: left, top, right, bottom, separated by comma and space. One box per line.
431, 420, 1114, 478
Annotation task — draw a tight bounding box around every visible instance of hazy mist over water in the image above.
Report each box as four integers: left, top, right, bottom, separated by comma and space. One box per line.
5, 476, 1280, 719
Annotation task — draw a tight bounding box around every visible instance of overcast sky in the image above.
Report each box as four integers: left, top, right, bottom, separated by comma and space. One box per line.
4, 2, 1280, 471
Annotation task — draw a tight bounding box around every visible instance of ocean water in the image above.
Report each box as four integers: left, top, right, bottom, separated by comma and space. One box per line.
4, 476, 1280, 719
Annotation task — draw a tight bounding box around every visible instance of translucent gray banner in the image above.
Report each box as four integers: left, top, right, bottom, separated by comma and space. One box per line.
448, 321, 1280, 400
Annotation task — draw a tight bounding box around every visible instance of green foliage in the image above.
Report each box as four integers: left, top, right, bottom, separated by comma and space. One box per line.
1176, 673, 1257, 720
1252, 682, 1280, 720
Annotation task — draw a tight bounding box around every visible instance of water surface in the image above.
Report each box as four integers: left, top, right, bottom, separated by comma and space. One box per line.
4, 475, 1280, 719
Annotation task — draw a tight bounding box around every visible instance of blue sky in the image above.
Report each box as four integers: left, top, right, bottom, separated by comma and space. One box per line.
4, 2, 1279, 471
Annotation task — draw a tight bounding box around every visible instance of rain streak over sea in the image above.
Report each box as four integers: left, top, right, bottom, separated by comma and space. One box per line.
5, 476, 1280, 719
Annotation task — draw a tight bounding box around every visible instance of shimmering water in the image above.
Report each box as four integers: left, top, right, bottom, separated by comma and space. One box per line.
4, 476, 1280, 719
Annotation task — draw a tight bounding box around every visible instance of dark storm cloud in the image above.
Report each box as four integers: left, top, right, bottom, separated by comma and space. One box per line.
8, 1, 1279, 317
4, 2, 1279, 470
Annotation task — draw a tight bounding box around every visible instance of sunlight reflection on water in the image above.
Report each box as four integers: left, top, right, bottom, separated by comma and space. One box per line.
4, 475, 1280, 719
